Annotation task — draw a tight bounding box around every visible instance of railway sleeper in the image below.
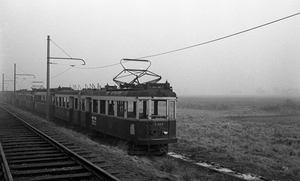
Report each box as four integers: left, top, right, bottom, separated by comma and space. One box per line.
8, 156, 70, 164
6, 153, 66, 161
4, 147, 57, 153
3, 143, 53, 149
0, 138, 44, 143
5, 150, 62, 157
9, 161, 77, 170
12, 165, 85, 176
14, 172, 94, 181
1, 141, 50, 146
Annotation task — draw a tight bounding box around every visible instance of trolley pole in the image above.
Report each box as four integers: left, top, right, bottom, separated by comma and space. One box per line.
46, 35, 50, 122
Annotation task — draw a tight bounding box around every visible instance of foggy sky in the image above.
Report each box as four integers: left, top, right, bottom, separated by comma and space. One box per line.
1, 0, 300, 96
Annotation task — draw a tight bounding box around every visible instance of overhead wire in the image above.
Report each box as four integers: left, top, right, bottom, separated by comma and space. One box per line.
75, 11, 300, 69
50, 39, 73, 58
4, 74, 13, 80
45, 39, 77, 80
16, 65, 29, 74
138, 11, 300, 59
73, 62, 120, 69
50, 67, 74, 79
39, 66, 74, 82
12, 39, 78, 85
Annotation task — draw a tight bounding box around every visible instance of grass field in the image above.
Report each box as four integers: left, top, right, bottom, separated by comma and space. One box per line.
170, 96, 300, 181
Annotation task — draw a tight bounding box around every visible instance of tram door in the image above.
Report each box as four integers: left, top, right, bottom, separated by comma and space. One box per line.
69, 97, 74, 124
85, 97, 92, 131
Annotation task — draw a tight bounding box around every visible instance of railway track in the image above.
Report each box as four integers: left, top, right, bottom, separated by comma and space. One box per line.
0, 106, 120, 181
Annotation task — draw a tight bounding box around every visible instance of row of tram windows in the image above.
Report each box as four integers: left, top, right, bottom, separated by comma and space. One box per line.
91, 99, 176, 120
55, 96, 70, 108
55, 96, 86, 110
54, 96, 176, 120
35, 95, 46, 103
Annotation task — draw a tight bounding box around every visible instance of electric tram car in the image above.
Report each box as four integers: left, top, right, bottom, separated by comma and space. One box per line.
1, 59, 178, 155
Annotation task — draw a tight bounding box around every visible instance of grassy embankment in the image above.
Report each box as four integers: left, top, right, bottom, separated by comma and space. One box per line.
169, 96, 300, 181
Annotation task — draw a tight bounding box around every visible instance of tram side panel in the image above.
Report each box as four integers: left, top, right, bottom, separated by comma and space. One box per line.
73, 109, 81, 125
35, 102, 47, 115
25, 94, 34, 111
90, 113, 137, 140
26, 101, 34, 111
2, 92, 13, 103
55, 106, 72, 122
20, 99, 26, 108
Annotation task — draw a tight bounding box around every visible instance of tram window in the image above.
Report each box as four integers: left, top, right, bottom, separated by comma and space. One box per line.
158, 101, 167, 117
65, 97, 67, 107
59, 97, 62, 107
100, 100, 106, 114
51, 96, 55, 105
108, 100, 114, 115
169, 101, 176, 119
64, 97, 67, 107
62, 97, 65, 107
92, 99, 98, 113
127, 101, 136, 118
74, 98, 78, 110
117, 101, 125, 117
139, 100, 148, 119
65, 97, 68, 107
151, 100, 167, 119
81, 99, 85, 111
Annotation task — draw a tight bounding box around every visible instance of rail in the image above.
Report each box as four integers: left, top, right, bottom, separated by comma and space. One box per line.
0, 142, 13, 181
1, 106, 121, 181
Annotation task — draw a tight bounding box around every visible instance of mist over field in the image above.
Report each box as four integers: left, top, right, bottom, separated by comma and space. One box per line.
1, 0, 300, 97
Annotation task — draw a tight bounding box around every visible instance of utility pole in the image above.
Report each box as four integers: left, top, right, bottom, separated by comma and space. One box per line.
13, 64, 35, 104
46, 35, 50, 121
2, 73, 4, 92
14, 64, 16, 92
46, 35, 85, 122
14, 63, 16, 104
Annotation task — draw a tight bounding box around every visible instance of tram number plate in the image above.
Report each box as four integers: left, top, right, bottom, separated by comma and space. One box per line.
91, 116, 97, 125
154, 123, 164, 126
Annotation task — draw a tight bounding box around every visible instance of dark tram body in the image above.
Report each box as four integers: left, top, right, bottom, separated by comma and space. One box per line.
0, 59, 178, 155
1, 82, 177, 155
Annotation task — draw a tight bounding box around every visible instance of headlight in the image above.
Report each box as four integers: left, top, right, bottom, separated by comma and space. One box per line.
151, 129, 159, 136
162, 130, 168, 135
